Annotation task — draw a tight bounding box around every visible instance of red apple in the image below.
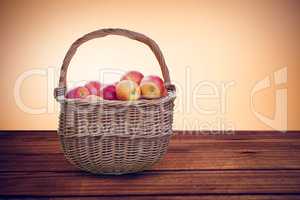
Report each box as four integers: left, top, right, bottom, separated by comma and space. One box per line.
140, 75, 166, 99
66, 88, 77, 99
100, 84, 117, 100
74, 86, 90, 98
116, 80, 141, 101
121, 70, 144, 85
85, 81, 101, 96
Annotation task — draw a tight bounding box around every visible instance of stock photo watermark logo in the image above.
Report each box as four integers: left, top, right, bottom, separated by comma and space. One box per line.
13, 66, 288, 133
14, 67, 56, 114
171, 67, 236, 134
250, 67, 288, 132
13, 67, 127, 114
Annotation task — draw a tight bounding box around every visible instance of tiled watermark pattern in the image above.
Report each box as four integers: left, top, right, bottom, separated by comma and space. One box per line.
14, 66, 288, 133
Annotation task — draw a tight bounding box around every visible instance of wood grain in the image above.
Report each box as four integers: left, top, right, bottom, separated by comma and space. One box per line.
0, 131, 300, 199
1, 195, 300, 200
0, 131, 299, 171
1, 170, 300, 196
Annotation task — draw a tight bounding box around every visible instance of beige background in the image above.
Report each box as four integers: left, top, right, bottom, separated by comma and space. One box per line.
0, 0, 299, 130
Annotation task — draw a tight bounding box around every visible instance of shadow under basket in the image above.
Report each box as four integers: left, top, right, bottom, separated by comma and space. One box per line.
54, 28, 176, 175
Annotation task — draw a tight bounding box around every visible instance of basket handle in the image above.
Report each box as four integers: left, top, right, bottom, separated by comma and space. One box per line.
57, 28, 171, 92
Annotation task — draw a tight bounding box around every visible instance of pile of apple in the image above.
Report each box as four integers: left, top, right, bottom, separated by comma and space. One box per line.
66, 71, 167, 101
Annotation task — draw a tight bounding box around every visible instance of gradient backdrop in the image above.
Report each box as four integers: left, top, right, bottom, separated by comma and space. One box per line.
0, 0, 299, 130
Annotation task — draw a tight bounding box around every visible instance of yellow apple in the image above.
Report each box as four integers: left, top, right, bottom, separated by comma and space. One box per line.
116, 80, 141, 100
140, 75, 166, 99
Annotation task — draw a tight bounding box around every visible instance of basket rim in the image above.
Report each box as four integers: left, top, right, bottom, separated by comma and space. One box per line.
56, 85, 176, 106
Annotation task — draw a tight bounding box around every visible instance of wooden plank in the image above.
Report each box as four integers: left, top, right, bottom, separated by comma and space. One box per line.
0, 131, 299, 171
1, 131, 300, 198
2, 195, 300, 200
1, 148, 300, 172
1, 131, 300, 154
1, 130, 300, 139
0, 170, 300, 196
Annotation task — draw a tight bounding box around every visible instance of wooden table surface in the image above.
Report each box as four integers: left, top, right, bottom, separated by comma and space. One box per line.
0, 131, 300, 199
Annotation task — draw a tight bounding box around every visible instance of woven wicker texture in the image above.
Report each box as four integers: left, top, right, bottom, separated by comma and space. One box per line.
54, 28, 176, 175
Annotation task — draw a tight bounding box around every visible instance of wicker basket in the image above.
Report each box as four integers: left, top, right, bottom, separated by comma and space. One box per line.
54, 28, 176, 175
